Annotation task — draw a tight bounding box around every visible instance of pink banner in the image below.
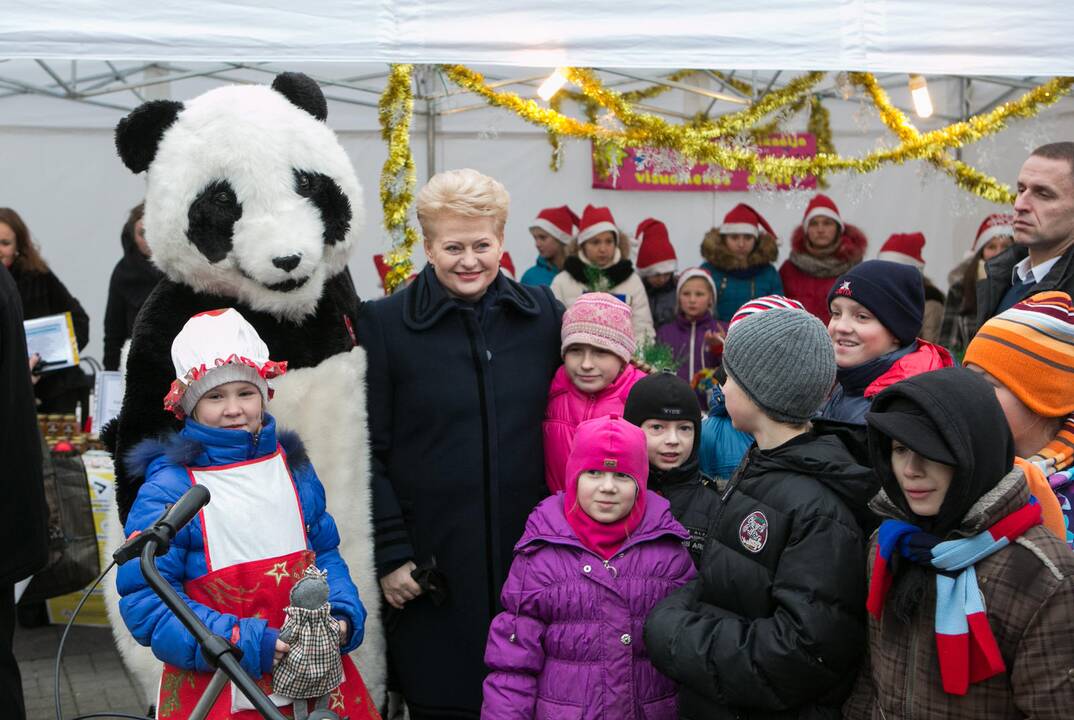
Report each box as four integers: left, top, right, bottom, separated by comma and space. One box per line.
591, 133, 816, 192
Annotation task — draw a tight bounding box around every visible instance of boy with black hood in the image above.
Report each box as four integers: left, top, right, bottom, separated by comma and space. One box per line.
644, 308, 878, 720
625, 371, 719, 564
845, 367, 1074, 718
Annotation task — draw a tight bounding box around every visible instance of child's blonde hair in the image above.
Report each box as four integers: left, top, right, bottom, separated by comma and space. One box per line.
415, 168, 510, 240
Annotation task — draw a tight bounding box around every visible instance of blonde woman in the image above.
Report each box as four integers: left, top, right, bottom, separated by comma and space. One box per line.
357, 169, 564, 719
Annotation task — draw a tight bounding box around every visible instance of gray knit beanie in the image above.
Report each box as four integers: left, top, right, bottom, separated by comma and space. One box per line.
722, 308, 836, 424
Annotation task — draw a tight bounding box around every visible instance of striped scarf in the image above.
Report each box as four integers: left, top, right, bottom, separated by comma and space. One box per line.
1029, 414, 1074, 549
866, 497, 1042, 695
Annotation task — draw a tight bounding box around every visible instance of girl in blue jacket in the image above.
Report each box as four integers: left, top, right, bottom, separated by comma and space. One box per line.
116, 308, 375, 719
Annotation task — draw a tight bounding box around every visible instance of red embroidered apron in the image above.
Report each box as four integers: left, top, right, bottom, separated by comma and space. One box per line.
155, 449, 379, 719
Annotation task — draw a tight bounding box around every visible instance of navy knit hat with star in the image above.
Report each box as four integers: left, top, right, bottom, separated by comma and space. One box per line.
826, 259, 924, 346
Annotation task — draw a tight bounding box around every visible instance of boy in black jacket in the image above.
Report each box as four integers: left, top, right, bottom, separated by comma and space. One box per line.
624, 371, 719, 565
645, 308, 877, 720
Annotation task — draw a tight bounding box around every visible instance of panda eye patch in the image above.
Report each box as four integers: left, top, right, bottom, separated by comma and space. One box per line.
293, 168, 352, 246
188, 179, 243, 263
294, 170, 320, 196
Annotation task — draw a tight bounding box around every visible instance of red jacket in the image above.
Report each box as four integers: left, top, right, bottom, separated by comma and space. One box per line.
778, 224, 868, 322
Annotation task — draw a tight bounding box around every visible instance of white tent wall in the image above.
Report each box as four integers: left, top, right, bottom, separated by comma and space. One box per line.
2, 83, 1072, 363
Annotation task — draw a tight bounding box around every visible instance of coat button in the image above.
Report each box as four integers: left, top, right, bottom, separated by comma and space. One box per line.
620, 633, 632, 646
979, 576, 988, 585
583, 564, 592, 573
509, 633, 516, 643
1068, 668, 1074, 678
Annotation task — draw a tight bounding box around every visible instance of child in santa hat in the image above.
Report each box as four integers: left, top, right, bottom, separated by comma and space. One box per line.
877, 232, 946, 344
550, 204, 655, 343
635, 217, 679, 328
700, 203, 784, 322
939, 214, 1015, 361
521, 205, 576, 287
655, 267, 726, 410
117, 308, 376, 719
778, 194, 868, 322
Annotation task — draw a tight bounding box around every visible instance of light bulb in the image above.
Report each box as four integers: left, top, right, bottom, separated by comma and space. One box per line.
909, 74, 933, 119
538, 68, 568, 101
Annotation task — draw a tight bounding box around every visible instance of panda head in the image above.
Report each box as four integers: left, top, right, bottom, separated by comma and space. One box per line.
115, 72, 362, 320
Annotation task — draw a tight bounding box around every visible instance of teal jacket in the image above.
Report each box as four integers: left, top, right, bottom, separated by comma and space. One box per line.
701, 262, 783, 322
520, 256, 560, 287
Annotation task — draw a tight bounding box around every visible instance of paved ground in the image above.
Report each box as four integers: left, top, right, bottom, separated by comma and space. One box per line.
15, 621, 149, 720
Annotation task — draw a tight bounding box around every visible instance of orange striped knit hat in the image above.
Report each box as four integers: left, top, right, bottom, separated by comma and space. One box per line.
963, 291, 1074, 417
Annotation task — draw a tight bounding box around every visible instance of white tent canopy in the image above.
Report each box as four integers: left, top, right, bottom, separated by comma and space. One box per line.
4, 1, 1074, 75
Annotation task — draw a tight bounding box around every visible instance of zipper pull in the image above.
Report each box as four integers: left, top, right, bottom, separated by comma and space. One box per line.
603, 559, 618, 578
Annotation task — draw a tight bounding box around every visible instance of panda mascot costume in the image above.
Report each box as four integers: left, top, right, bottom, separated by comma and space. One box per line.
100, 72, 386, 714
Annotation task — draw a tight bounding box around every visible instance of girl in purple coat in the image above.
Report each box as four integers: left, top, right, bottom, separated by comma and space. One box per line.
656, 268, 727, 410
483, 415, 696, 720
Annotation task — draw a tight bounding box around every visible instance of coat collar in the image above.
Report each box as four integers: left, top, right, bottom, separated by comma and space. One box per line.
180, 413, 280, 466
402, 264, 541, 331
515, 491, 687, 555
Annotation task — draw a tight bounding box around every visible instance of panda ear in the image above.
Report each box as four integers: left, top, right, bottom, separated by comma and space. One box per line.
115, 100, 185, 174
271, 72, 328, 121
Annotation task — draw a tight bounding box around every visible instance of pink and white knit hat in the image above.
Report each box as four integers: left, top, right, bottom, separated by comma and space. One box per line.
729, 294, 806, 328
561, 293, 636, 363
164, 308, 287, 419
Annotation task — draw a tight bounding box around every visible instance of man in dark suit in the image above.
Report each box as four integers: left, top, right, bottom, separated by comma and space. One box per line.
0, 263, 48, 720
978, 142, 1074, 326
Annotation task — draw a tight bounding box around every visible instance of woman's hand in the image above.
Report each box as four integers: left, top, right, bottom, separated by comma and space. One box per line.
380, 561, 423, 610
28, 353, 41, 384
274, 639, 290, 665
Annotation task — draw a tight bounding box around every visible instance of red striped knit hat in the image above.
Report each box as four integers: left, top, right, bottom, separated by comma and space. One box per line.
963, 291, 1074, 417
729, 295, 807, 328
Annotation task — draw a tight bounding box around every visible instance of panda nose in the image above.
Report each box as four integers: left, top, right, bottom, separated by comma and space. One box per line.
272, 254, 302, 273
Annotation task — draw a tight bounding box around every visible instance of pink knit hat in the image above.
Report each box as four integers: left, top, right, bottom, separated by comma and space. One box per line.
564, 415, 649, 560
561, 293, 636, 363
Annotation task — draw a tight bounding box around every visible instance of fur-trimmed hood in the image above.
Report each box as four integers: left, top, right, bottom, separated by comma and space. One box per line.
700, 228, 778, 271
789, 222, 868, 264
120, 414, 309, 519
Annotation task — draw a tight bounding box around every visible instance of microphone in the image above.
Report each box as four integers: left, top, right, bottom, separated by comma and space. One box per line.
113, 484, 211, 564
157, 484, 211, 541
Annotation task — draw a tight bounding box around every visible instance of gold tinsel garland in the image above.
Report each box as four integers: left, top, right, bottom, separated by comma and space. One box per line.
378, 64, 419, 292
380, 65, 1072, 277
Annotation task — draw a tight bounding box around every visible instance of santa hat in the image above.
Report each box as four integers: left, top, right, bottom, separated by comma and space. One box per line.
530, 205, 578, 245
164, 308, 287, 419
970, 213, 1015, 256
577, 204, 620, 245
635, 218, 677, 277
721, 203, 776, 239
676, 267, 717, 302
877, 232, 926, 270
801, 194, 843, 232
499, 251, 516, 280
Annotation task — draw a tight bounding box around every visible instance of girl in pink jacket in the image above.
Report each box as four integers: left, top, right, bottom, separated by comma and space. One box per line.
544, 293, 647, 492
